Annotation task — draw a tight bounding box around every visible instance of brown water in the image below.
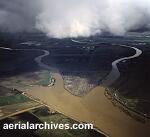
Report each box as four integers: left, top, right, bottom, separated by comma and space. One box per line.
27, 72, 150, 137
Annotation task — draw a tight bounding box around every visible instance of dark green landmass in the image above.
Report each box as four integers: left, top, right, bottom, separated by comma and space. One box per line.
0, 95, 30, 107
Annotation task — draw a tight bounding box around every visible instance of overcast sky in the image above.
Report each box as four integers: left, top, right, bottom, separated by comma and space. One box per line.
0, 0, 150, 38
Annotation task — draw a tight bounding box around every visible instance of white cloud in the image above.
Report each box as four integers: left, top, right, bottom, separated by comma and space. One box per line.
0, 0, 150, 38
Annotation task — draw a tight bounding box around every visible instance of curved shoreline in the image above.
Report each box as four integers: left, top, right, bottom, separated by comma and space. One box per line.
1, 46, 150, 137
0, 46, 109, 137
70, 40, 143, 86
102, 45, 142, 86
34, 50, 51, 70
1, 44, 142, 88
0, 47, 52, 71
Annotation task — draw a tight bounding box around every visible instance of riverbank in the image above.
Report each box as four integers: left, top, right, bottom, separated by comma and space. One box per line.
1, 44, 150, 137
102, 45, 142, 86
27, 72, 150, 137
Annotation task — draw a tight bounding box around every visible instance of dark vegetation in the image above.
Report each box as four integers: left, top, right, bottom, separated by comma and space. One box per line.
0, 32, 150, 116
43, 43, 134, 87
0, 49, 42, 77
112, 44, 150, 115
0, 95, 30, 107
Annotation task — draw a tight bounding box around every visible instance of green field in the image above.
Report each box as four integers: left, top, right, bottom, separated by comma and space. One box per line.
0, 95, 30, 107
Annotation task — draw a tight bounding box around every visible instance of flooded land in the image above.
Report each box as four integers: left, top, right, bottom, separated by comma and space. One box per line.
0, 33, 150, 137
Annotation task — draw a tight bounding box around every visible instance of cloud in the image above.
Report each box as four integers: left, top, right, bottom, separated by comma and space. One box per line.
0, 0, 150, 38
0, 0, 41, 32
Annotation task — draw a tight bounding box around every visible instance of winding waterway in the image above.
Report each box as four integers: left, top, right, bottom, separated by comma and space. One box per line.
70, 40, 143, 86
0, 47, 52, 71
102, 45, 142, 86
0, 43, 143, 86
1, 44, 149, 137
34, 50, 51, 70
